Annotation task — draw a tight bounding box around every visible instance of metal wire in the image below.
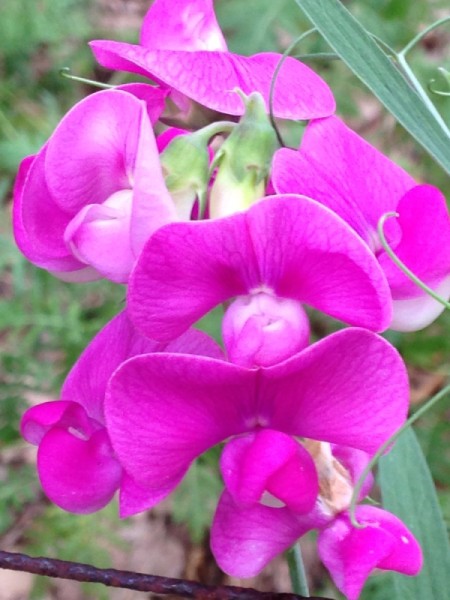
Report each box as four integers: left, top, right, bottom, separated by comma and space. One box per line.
0, 550, 331, 599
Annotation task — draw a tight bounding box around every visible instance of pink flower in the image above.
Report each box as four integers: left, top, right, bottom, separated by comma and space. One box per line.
272, 116, 450, 330
128, 194, 393, 348
318, 506, 422, 600
105, 327, 408, 515
21, 311, 223, 514
211, 440, 421, 599
13, 88, 175, 283
89, 0, 335, 124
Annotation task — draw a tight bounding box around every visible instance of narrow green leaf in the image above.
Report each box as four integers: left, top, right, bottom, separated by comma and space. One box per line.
294, 0, 450, 175
378, 427, 450, 599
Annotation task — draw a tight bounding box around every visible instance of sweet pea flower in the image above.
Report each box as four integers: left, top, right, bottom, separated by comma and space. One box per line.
13, 88, 176, 283
21, 311, 223, 515
212, 495, 421, 598
105, 327, 408, 516
89, 0, 335, 125
212, 439, 421, 599
128, 194, 393, 349
212, 438, 375, 577
272, 116, 450, 330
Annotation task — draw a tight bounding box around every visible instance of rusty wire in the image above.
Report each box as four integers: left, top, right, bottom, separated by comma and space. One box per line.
0, 550, 332, 599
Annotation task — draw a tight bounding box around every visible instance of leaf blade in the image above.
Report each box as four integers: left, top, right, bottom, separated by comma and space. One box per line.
378, 427, 450, 599
294, 0, 450, 175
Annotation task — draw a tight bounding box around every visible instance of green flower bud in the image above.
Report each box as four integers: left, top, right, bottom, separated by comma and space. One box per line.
160, 132, 210, 219
209, 91, 278, 219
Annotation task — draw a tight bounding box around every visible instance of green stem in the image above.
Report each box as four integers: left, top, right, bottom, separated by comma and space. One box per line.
378, 212, 450, 311
349, 381, 450, 528
287, 543, 310, 597
268, 27, 318, 147
400, 16, 450, 58
59, 68, 115, 89
194, 120, 236, 143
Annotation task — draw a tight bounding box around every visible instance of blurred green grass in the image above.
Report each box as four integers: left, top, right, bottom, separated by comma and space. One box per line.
1, 1, 450, 598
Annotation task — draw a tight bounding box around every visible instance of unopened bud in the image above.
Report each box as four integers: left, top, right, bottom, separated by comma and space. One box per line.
209, 91, 278, 219
160, 130, 210, 219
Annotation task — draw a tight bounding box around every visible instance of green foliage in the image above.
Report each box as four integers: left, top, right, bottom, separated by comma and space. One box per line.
172, 447, 223, 543
0, 0, 94, 194
379, 428, 450, 599
27, 502, 123, 599
294, 0, 450, 176
0, 232, 124, 446
0, 464, 38, 534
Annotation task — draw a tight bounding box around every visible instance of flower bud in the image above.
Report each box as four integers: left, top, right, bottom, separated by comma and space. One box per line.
209, 91, 278, 218
222, 291, 310, 367
160, 129, 210, 219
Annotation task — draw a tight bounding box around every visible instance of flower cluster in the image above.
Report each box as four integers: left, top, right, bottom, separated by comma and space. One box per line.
14, 1, 450, 598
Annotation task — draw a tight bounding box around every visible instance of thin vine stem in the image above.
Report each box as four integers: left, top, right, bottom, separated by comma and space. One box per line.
59, 67, 115, 89
287, 544, 310, 597
399, 16, 450, 58
349, 382, 450, 528
268, 27, 318, 147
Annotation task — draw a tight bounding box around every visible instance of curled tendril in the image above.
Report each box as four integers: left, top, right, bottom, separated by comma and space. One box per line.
429, 67, 450, 97
378, 212, 450, 310
59, 67, 115, 89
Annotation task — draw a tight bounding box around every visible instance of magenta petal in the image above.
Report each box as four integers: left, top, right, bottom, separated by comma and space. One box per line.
331, 445, 374, 500
21, 400, 92, 445
211, 491, 328, 578
64, 194, 135, 283
221, 430, 318, 513
140, 0, 228, 51
38, 427, 122, 514
318, 506, 422, 600
45, 90, 145, 212
13, 149, 83, 272
105, 355, 255, 493
117, 83, 168, 123
90, 42, 335, 120
119, 471, 185, 517
264, 328, 409, 454
106, 327, 407, 498
61, 311, 156, 422
129, 103, 177, 257
62, 311, 222, 423
129, 194, 391, 342
272, 116, 414, 244
223, 294, 310, 367
378, 184, 450, 296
